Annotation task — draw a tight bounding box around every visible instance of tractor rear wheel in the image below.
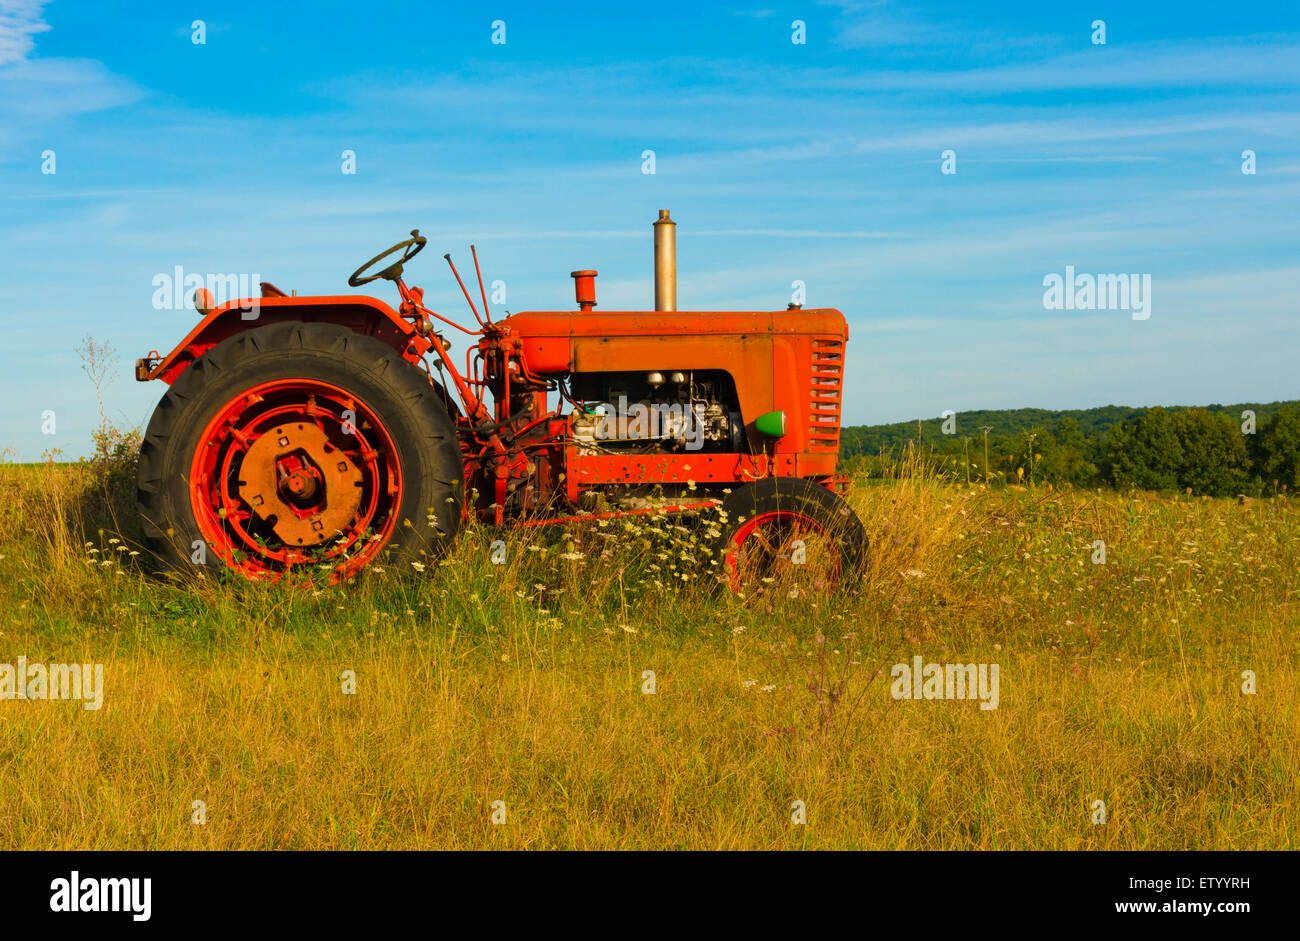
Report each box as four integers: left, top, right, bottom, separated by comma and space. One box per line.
136, 321, 463, 581
712, 476, 867, 592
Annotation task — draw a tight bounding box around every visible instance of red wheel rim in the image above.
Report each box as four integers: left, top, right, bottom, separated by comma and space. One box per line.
724, 509, 838, 591
189, 379, 403, 580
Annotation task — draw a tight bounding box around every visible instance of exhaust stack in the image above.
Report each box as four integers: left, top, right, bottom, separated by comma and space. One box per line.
653, 209, 676, 311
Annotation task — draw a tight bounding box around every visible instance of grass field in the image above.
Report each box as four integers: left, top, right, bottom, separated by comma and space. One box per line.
0, 455, 1296, 849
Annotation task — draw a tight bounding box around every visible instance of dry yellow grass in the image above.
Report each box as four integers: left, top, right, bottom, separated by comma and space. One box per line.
0, 456, 1296, 849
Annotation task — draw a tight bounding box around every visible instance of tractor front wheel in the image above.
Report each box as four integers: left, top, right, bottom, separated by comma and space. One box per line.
712, 476, 867, 592
137, 321, 464, 581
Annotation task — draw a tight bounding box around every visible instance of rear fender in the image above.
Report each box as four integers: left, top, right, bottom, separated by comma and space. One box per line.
135, 295, 426, 385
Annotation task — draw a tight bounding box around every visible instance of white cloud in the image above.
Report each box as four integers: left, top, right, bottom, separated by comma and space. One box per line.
0, 57, 142, 121
805, 35, 1300, 92
0, 0, 49, 66
0, 1, 143, 144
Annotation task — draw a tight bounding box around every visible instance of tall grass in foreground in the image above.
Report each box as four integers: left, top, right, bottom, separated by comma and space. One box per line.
0, 452, 1295, 849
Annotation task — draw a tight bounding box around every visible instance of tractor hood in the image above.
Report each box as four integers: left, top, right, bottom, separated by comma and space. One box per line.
495, 309, 848, 380
498, 308, 847, 340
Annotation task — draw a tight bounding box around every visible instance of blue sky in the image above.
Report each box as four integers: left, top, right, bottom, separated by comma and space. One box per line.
1, 0, 1298, 459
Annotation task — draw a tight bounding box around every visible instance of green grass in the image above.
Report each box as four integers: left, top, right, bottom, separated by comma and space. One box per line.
0, 458, 1296, 849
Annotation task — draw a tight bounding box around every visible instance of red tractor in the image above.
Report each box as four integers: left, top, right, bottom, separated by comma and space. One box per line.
134, 211, 866, 588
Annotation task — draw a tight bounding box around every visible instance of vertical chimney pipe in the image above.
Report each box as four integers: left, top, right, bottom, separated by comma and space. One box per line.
653, 209, 676, 311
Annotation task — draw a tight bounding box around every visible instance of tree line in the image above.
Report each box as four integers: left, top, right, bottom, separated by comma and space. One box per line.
840, 401, 1300, 497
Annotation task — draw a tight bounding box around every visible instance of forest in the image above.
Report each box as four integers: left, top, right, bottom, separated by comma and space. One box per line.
840, 401, 1300, 496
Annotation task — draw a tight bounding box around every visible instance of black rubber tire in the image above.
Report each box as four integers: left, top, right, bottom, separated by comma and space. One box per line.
711, 476, 868, 587
136, 321, 463, 578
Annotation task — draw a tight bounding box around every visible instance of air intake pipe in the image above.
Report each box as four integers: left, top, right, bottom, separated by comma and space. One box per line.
571, 270, 597, 310
653, 209, 676, 311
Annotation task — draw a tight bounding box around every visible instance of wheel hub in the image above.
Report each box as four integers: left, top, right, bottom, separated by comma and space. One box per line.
238, 422, 363, 546
278, 458, 322, 502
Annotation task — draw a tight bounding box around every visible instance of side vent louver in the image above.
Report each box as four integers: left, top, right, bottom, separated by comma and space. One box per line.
809, 337, 843, 452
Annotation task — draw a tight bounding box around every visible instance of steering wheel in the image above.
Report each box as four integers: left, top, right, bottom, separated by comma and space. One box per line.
348, 230, 427, 287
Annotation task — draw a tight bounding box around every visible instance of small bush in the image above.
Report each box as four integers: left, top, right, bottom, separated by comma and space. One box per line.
82, 421, 143, 540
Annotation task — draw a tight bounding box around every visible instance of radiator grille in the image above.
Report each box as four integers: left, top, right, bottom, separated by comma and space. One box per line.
808, 338, 843, 452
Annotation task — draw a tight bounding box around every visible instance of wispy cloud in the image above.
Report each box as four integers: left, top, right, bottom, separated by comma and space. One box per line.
0, 2, 143, 146
0, 57, 141, 121
800, 36, 1300, 92
824, 0, 969, 50
0, 0, 49, 66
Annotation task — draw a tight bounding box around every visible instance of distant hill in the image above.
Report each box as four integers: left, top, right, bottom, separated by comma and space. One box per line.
839, 400, 1300, 496
841, 401, 1298, 457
